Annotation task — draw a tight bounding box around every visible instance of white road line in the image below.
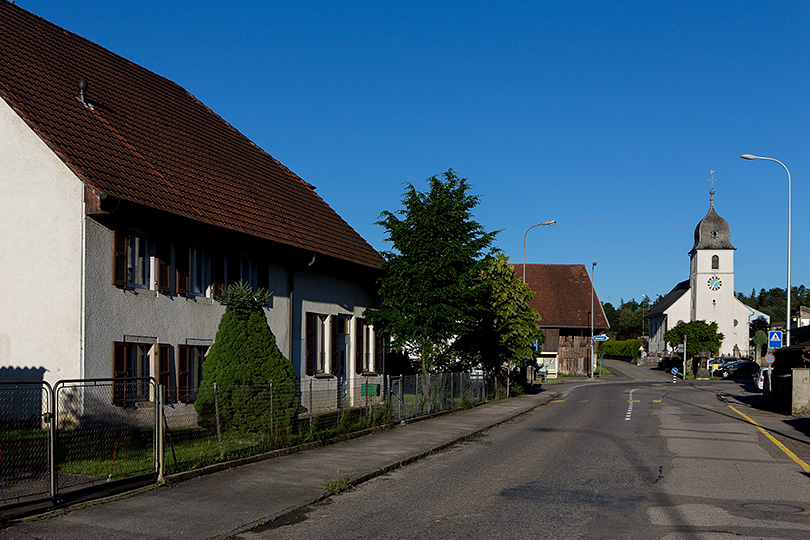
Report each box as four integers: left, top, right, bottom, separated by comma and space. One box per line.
625, 389, 638, 421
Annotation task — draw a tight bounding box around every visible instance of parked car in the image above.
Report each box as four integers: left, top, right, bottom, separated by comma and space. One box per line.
713, 359, 760, 379
753, 367, 770, 392
708, 357, 738, 377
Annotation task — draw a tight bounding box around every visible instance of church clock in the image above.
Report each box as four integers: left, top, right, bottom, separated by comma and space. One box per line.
707, 276, 722, 291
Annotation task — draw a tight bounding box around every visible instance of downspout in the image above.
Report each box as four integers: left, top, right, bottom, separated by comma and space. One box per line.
288, 254, 317, 362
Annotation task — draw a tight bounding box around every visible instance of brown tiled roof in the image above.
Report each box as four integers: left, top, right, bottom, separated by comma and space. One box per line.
514, 264, 609, 329
0, 2, 381, 269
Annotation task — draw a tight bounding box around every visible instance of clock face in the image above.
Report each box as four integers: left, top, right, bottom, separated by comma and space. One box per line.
707, 276, 722, 291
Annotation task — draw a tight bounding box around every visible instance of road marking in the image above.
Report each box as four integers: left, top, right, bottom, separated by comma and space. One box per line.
579, 400, 590, 403
625, 389, 638, 421
653, 399, 662, 403
628, 400, 640, 403
728, 405, 810, 473
551, 399, 566, 403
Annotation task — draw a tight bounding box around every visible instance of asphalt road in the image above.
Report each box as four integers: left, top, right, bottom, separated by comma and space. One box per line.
241, 378, 810, 539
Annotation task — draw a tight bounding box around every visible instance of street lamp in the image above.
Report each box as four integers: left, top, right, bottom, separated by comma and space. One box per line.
590, 261, 597, 378
741, 154, 792, 346
522, 220, 556, 282
640, 294, 648, 337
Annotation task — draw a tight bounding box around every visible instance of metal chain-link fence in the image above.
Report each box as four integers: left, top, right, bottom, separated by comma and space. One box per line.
1, 371, 493, 512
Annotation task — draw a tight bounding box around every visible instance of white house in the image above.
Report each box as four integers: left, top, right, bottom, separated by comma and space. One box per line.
0, 2, 383, 408
646, 186, 752, 358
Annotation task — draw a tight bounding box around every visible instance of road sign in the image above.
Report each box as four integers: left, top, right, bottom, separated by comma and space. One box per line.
765, 353, 775, 364
671, 367, 679, 374
593, 335, 609, 342
768, 331, 783, 349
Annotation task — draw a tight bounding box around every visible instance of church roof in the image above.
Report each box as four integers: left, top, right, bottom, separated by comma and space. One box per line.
645, 280, 689, 319
690, 189, 735, 253
0, 2, 382, 270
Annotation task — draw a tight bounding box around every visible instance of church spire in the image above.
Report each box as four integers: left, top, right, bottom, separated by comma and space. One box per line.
708, 170, 716, 208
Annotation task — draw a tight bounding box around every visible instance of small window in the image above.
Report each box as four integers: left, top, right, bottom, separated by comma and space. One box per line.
712, 255, 719, 270
113, 231, 153, 288
189, 246, 211, 296
306, 313, 329, 375
179, 344, 207, 402
112, 341, 153, 406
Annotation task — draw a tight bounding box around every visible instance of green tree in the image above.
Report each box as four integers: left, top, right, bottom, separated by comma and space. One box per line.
195, 282, 298, 434
664, 320, 724, 374
453, 253, 544, 375
364, 169, 497, 376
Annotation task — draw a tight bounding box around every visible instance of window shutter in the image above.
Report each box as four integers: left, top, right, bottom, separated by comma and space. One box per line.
374, 333, 385, 374
178, 345, 190, 402
112, 341, 127, 406
176, 242, 190, 296
158, 344, 172, 402
157, 239, 172, 294
330, 316, 339, 375
355, 319, 364, 374
113, 231, 127, 287
211, 251, 225, 301
305, 313, 316, 376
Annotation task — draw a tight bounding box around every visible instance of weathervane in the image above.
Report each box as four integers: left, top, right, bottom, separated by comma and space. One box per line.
708, 170, 716, 207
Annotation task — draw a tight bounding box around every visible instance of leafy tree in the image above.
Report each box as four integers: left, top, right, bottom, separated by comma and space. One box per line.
664, 320, 724, 361
195, 282, 298, 434
453, 253, 544, 375
753, 330, 768, 359
364, 169, 497, 377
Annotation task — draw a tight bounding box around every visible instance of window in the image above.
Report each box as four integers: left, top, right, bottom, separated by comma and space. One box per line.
113, 230, 153, 288
354, 319, 374, 374
112, 341, 154, 405
712, 255, 719, 270
306, 313, 329, 376
178, 345, 207, 402
189, 246, 211, 296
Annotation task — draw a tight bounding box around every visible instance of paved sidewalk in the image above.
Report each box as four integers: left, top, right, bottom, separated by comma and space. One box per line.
1, 386, 573, 540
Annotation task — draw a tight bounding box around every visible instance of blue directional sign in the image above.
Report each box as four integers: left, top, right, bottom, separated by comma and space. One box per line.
593, 335, 609, 342
768, 331, 783, 349
671, 367, 679, 375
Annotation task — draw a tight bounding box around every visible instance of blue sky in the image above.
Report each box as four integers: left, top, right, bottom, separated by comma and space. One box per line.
20, 0, 810, 306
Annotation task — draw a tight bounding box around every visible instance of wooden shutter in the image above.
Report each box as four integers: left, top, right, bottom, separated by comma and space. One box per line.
211, 251, 225, 301
374, 333, 385, 374
156, 239, 172, 294
305, 313, 316, 376
178, 345, 190, 402
113, 231, 128, 287
158, 344, 172, 402
112, 341, 127, 406
355, 319, 364, 374
176, 242, 190, 296
330, 316, 339, 375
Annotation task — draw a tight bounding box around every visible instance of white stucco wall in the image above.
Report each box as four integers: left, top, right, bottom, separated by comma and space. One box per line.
0, 99, 84, 385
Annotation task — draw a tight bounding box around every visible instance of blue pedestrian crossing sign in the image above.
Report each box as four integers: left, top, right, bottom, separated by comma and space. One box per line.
768, 331, 783, 348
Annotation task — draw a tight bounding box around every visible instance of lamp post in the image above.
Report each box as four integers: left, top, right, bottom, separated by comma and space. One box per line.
741, 154, 792, 346
590, 261, 597, 378
640, 294, 648, 337
522, 220, 556, 282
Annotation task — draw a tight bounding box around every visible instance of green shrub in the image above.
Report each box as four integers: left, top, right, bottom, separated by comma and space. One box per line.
600, 339, 642, 359
195, 282, 298, 433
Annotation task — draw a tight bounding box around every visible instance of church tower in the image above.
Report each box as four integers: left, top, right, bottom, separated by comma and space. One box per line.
689, 183, 741, 353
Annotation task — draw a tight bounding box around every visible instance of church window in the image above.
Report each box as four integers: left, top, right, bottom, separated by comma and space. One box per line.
711, 255, 719, 270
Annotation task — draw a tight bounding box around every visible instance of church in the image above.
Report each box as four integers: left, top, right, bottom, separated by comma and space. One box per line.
646, 184, 753, 358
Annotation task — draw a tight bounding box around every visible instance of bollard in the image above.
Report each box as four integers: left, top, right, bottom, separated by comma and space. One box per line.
671, 367, 679, 384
